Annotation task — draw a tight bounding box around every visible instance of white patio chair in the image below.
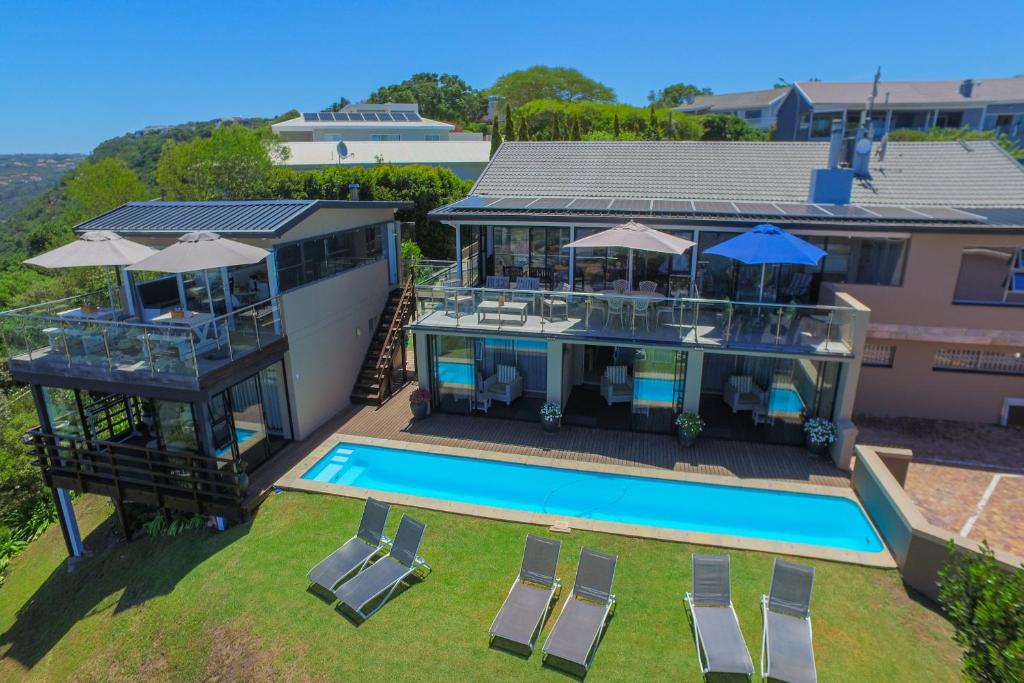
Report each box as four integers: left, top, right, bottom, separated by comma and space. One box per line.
482, 364, 523, 406
723, 375, 765, 414
600, 365, 633, 406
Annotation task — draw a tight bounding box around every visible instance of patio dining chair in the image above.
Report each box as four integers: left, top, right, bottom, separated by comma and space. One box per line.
612, 279, 628, 294
637, 280, 658, 294
503, 265, 524, 280
604, 296, 626, 329
631, 297, 654, 331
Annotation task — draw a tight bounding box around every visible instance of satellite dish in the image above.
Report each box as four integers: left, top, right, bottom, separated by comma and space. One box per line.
336, 141, 348, 159
855, 138, 872, 155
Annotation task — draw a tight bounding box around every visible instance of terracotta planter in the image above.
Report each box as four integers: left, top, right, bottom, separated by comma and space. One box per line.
411, 402, 429, 420
541, 416, 560, 433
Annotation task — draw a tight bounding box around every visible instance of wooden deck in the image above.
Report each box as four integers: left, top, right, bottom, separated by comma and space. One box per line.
255, 384, 850, 498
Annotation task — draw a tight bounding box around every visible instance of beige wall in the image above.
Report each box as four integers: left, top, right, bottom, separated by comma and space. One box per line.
282, 260, 390, 439
855, 339, 1024, 422
275, 207, 395, 244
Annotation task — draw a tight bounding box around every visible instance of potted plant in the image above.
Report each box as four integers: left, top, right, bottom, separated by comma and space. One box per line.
235, 459, 249, 493
803, 417, 836, 457
540, 402, 562, 433
409, 388, 430, 420
674, 412, 705, 447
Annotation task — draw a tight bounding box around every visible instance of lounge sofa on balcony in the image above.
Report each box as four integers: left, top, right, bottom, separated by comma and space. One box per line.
723, 375, 765, 414
600, 365, 633, 406
478, 364, 524, 408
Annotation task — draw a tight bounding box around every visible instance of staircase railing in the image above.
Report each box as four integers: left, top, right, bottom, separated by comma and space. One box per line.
370, 275, 416, 405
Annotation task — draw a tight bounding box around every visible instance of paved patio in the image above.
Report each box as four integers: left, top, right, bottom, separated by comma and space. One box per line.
257, 384, 850, 493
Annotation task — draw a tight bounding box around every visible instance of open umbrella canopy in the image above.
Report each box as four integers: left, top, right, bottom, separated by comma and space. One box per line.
126, 231, 268, 273
703, 224, 825, 265
564, 220, 695, 254
23, 230, 157, 269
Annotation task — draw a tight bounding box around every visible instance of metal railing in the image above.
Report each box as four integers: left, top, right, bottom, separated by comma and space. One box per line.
0, 297, 285, 383
412, 284, 857, 356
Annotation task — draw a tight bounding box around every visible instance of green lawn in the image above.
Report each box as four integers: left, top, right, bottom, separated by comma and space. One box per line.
0, 492, 961, 681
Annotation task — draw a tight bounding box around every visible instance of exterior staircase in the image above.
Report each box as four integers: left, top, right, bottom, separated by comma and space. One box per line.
351, 275, 416, 406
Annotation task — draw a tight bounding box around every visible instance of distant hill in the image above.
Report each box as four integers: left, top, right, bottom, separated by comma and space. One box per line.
0, 154, 85, 221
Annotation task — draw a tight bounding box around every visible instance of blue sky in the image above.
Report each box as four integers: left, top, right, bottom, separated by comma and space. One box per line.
1, 0, 1021, 154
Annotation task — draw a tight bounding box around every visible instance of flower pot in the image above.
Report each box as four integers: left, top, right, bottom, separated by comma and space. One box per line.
806, 439, 829, 457
677, 428, 698, 448
237, 471, 249, 493
411, 401, 428, 420
541, 416, 560, 433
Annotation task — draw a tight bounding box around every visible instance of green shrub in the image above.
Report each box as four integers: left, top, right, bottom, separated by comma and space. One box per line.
938, 541, 1024, 682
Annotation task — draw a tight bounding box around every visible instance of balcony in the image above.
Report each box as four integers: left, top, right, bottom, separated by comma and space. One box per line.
0, 289, 285, 391
411, 284, 858, 357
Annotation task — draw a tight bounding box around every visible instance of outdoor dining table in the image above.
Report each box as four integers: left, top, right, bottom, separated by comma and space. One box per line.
582, 290, 667, 330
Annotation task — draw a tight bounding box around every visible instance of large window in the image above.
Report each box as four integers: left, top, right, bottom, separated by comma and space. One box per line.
493, 226, 569, 287
276, 223, 386, 292
953, 246, 1024, 306
573, 227, 692, 294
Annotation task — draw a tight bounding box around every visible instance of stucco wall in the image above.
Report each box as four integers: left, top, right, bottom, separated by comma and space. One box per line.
281, 260, 391, 439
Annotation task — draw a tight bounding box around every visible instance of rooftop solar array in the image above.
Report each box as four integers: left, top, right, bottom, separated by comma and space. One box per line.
300, 111, 425, 123
435, 195, 989, 224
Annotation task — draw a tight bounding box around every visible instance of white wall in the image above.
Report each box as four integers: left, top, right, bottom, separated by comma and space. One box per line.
282, 259, 391, 439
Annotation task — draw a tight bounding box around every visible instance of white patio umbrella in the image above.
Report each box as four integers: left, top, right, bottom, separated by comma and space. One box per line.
24, 230, 158, 309
564, 220, 696, 289
127, 231, 269, 316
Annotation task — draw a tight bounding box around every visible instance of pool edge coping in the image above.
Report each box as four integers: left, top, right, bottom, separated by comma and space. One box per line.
277, 434, 895, 569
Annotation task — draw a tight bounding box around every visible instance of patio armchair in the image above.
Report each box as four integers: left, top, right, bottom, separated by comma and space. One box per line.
600, 365, 633, 406
724, 375, 765, 414
512, 277, 540, 311
485, 275, 510, 289
489, 535, 562, 653
442, 278, 473, 318
541, 284, 570, 321
685, 554, 755, 680
761, 559, 817, 683
482, 364, 524, 406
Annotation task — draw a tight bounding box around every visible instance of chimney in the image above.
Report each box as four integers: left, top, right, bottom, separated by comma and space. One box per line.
959, 78, 975, 98
851, 127, 873, 177
808, 119, 854, 205
348, 183, 360, 201
827, 119, 844, 169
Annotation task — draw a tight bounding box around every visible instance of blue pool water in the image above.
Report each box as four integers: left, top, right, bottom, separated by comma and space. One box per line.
436, 361, 474, 386
302, 442, 883, 552
632, 376, 679, 404
215, 428, 256, 458
768, 387, 804, 414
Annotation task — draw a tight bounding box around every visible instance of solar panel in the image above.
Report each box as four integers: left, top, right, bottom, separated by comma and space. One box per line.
818, 205, 878, 219
916, 206, 986, 222
333, 112, 350, 121
377, 112, 393, 121
389, 112, 407, 121
609, 199, 651, 212
859, 205, 922, 220
528, 197, 576, 210
449, 196, 492, 209
489, 197, 541, 209
406, 113, 422, 121
347, 113, 364, 121
362, 112, 379, 121
731, 202, 778, 215
570, 198, 614, 211
651, 200, 695, 214
692, 200, 735, 214
774, 203, 833, 217
302, 113, 318, 122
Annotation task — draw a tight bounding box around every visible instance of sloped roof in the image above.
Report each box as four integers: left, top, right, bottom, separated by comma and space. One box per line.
795, 77, 1024, 107
674, 88, 788, 113
467, 141, 1024, 208
72, 199, 413, 238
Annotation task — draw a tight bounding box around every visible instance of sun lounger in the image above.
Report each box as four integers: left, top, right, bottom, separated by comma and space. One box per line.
541, 547, 617, 673
333, 515, 430, 620
761, 559, 817, 683
489, 534, 561, 653
307, 498, 391, 594
685, 554, 754, 680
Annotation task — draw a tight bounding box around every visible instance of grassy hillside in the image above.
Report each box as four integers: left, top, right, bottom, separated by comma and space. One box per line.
0, 155, 84, 223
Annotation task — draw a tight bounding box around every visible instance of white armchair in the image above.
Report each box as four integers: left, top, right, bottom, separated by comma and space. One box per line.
723, 375, 765, 414
600, 365, 633, 406
482, 364, 523, 406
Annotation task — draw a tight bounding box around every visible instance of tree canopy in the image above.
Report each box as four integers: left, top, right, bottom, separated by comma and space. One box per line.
650, 82, 713, 107
63, 158, 147, 224
366, 73, 486, 125
489, 66, 615, 108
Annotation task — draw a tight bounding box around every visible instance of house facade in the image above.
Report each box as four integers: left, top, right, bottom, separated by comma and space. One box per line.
776, 77, 1024, 142
408, 140, 1024, 464
271, 102, 489, 180
674, 88, 789, 131
1, 198, 412, 556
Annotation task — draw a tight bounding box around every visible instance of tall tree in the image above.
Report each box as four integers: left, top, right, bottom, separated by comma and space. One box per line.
648, 106, 659, 140
323, 97, 351, 112
156, 125, 288, 200
489, 119, 502, 158
503, 103, 514, 142
366, 72, 486, 124
489, 66, 615, 108
570, 115, 582, 141
613, 113, 621, 139
652, 83, 713, 107
551, 112, 562, 140
63, 158, 147, 224
518, 115, 530, 141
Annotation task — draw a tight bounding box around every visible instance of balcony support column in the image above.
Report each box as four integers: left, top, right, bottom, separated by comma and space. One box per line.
415, 332, 431, 413
829, 292, 871, 471
546, 340, 565, 408
55, 488, 84, 558
681, 350, 703, 414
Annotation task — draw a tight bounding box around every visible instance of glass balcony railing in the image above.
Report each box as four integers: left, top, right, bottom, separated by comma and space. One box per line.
0, 294, 285, 385
412, 284, 857, 356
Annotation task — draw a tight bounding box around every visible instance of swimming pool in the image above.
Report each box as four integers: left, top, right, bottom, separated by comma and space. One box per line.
301, 442, 883, 553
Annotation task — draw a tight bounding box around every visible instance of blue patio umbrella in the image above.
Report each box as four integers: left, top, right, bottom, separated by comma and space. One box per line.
703, 224, 826, 301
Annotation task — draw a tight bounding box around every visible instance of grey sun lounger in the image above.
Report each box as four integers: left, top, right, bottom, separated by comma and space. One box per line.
307, 498, 391, 594
684, 554, 754, 680
761, 559, 817, 683
333, 514, 431, 620
489, 534, 562, 653
541, 547, 617, 674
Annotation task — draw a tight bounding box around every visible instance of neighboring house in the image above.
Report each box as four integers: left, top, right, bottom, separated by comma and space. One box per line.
776, 77, 1024, 142
673, 88, 789, 130
409, 139, 1024, 470
1, 198, 413, 556
272, 102, 489, 180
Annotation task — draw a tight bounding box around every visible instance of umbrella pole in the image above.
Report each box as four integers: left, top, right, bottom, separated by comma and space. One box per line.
627, 250, 634, 290
104, 268, 116, 310
758, 263, 766, 303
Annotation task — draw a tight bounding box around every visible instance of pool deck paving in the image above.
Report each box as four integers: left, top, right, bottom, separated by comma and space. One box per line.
266, 385, 895, 567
